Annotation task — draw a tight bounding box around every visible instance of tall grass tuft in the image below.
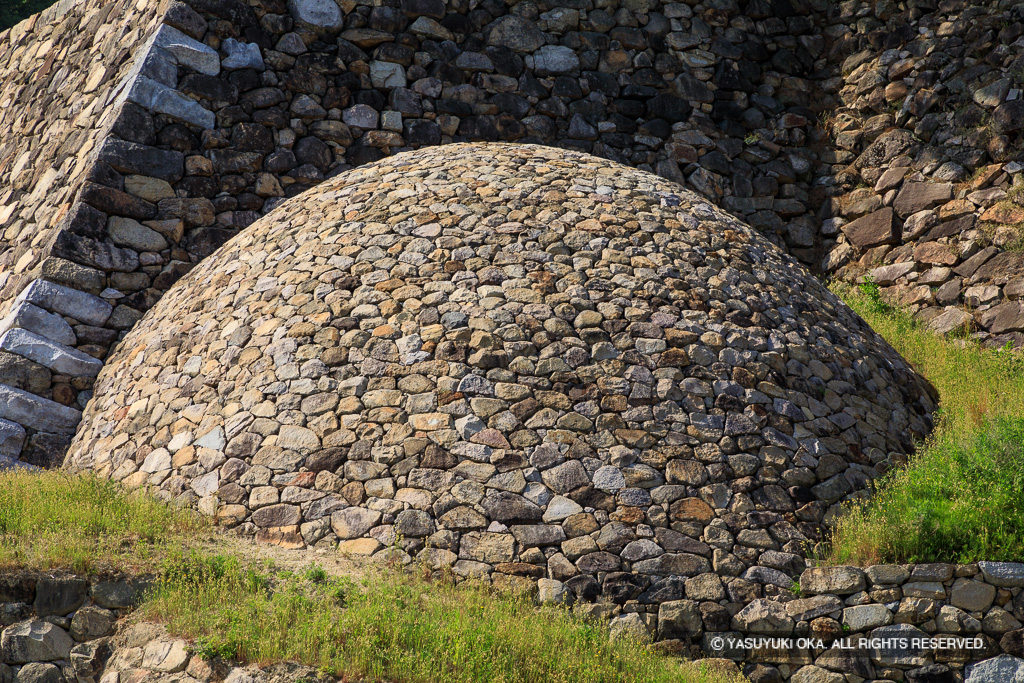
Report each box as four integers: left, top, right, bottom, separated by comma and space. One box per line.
827, 281, 1024, 564
0, 471, 207, 572
141, 554, 739, 683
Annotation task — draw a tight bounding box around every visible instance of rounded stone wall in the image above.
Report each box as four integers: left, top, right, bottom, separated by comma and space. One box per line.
66, 143, 935, 600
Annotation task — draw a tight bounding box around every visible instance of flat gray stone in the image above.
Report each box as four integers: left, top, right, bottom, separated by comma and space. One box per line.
843, 604, 892, 631
108, 216, 169, 252
532, 45, 579, 75
0, 329, 103, 378
929, 308, 973, 335
0, 302, 76, 346
343, 104, 379, 129
152, 24, 220, 75
966, 654, 1024, 683
732, 599, 795, 634
16, 280, 112, 327
222, 39, 265, 70
369, 60, 405, 89
801, 566, 866, 595
126, 76, 215, 130
288, 0, 343, 31
0, 418, 27, 457
870, 261, 916, 286
979, 561, 1024, 587
0, 384, 82, 435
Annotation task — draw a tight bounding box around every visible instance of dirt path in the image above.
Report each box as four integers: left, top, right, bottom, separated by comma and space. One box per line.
193, 530, 374, 581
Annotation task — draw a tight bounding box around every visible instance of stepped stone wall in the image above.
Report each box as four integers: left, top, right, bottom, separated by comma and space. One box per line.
0, 0, 168, 466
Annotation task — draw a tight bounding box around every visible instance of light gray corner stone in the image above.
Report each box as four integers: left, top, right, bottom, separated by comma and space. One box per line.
0, 328, 104, 378
16, 279, 113, 327
152, 24, 220, 75
222, 39, 265, 70
125, 76, 215, 130
0, 384, 82, 434
0, 417, 27, 457
0, 302, 76, 346
288, 0, 343, 31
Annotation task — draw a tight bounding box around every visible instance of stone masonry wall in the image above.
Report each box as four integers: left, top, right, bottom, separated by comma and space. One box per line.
818, 0, 1024, 348
0, 0, 168, 467
0, 0, 841, 468
0, 570, 330, 683
0, 0, 1021, 481
5, 563, 1024, 683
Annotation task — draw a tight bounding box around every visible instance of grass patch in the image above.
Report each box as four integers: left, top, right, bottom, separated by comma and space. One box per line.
0, 472, 738, 683
140, 554, 736, 683
826, 281, 1024, 564
0, 470, 208, 572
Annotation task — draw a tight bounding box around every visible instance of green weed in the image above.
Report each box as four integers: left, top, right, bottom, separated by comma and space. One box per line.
140, 557, 737, 683
827, 282, 1024, 563
0, 471, 207, 572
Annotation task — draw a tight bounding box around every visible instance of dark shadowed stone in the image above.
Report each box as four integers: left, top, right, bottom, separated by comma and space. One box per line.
0, 575, 35, 603
842, 208, 898, 248
79, 183, 157, 220
13, 662, 61, 683
1001, 630, 1024, 658
96, 139, 184, 182
52, 232, 140, 274
486, 16, 545, 53
992, 100, 1024, 134
482, 491, 543, 523
646, 94, 691, 123
905, 665, 954, 683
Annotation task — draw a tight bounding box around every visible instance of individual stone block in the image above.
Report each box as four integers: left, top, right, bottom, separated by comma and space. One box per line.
125, 76, 215, 130
16, 280, 112, 327
841, 207, 898, 248
0, 418, 27, 458
0, 385, 82, 434
0, 329, 103, 378
152, 24, 219, 75
95, 138, 184, 183
222, 39, 265, 69
0, 303, 75, 346
0, 620, 74, 663
288, 0, 343, 31
801, 567, 866, 595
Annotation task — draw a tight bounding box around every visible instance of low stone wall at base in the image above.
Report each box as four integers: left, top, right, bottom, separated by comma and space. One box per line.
5, 562, 1024, 683
614, 560, 1024, 683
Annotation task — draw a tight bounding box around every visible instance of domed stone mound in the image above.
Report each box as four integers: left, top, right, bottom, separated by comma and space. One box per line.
66, 143, 935, 597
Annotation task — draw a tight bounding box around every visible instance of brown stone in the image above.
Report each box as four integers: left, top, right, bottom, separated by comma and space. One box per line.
894, 182, 953, 218
670, 498, 714, 524
913, 242, 957, 266
980, 203, 1024, 225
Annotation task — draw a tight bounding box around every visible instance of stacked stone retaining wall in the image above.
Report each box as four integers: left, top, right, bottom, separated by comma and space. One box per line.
5, 563, 1024, 683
